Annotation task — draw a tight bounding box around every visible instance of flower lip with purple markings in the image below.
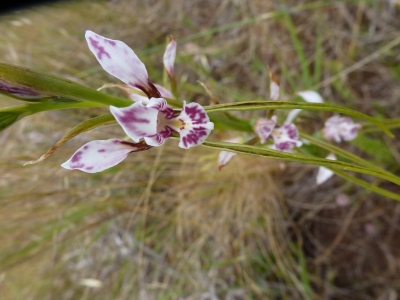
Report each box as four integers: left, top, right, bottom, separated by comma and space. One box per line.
254, 116, 302, 152
110, 97, 214, 149
323, 115, 361, 142
85, 30, 161, 98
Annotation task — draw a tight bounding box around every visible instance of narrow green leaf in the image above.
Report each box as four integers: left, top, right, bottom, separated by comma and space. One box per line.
200, 140, 400, 186
203, 101, 393, 137
300, 133, 394, 177
332, 168, 400, 202
25, 114, 117, 165
0, 63, 132, 107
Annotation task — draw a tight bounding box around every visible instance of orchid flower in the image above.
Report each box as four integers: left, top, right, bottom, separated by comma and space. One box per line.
323, 115, 361, 143
62, 98, 213, 172
61, 32, 213, 173
254, 116, 302, 152
316, 153, 336, 185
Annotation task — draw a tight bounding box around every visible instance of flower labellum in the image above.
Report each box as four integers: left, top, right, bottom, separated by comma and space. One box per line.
323, 115, 361, 142
85, 30, 161, 98
110, 98, 214, 149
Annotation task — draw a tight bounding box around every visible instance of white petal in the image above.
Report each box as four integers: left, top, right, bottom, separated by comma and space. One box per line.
316, 153, 336, 185
218, 151, 237, 170
284, 109, 302, 124
163, 37, 176, 78
110, 101, 158, 142
61, 139, 151, 173
297, 91, 324, 103
85, 31, 153, 95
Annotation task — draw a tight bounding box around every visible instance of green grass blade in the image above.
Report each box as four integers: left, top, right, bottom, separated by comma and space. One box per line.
25, 114, 116, 165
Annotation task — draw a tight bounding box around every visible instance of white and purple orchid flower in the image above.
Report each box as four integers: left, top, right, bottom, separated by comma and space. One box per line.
323, 115, 361, 143
62, 31, 213, 173
254, 116, 302, 152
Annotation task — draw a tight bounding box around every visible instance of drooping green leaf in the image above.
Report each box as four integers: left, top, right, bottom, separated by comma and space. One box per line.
25, 114, 117, 165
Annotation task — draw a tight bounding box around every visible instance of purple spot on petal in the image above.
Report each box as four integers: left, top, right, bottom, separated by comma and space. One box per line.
184, 105, 207, 124
98, 149, 106, 153
71, 151, 83, 163
105, 39, 116, 46
85, 166, 94, 171
84, 145, 89, 150
89, 37, 110, 60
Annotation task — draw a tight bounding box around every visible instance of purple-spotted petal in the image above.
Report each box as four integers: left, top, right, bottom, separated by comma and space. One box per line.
61, 139, 151, 173
323, 115, 361, 142
316, 153, 336, 185
176, 101, 214, 149
163, 37, 176, 78
254, 117, 277, 144
110, 101, 158, 142
85, 31, 160, 97
271, 123, 302, 152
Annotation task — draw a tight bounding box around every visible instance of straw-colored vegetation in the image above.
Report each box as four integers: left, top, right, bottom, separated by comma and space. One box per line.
0, 1, 400, 299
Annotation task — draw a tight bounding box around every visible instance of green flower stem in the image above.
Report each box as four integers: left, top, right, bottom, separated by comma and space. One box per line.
331, 168, 400, 202
203, 101, 393, 137
300, 133, 395, 178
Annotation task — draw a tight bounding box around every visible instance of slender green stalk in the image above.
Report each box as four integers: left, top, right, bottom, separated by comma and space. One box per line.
203, 101, 393, 137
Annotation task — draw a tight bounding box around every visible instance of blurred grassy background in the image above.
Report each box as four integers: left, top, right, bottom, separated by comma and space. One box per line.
0, 0, 400, 299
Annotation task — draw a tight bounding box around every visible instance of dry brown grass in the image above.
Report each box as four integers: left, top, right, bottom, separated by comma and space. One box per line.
0, 0, 400, 299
